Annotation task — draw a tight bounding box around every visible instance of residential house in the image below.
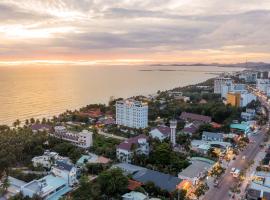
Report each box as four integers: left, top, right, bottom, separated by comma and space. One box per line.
51, 161, 78, 186
21, 174, 71, 200
180, 112, 212, 124
32, 151, 68, 169
178, 157, 215, 185
116, 135, 149, 163
113, 163, 187, 193
202, 131, 224, 142
149, 125, 170, 141
182, 123, 200, 136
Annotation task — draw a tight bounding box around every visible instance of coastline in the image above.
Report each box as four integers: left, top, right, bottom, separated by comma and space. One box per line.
1, 74, 220, 126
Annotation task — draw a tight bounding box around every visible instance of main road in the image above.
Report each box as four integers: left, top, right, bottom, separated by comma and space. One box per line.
203, 89, 269, 200
203, 130, 266, 200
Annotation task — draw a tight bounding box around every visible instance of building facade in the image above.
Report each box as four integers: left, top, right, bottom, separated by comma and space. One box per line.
54, 127, 93, 148
116, 135, 149, 163
116, 99, 148, 129
214, 77, 233, 94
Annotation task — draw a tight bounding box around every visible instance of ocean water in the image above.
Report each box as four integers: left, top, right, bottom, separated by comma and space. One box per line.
0, 65, 242, 125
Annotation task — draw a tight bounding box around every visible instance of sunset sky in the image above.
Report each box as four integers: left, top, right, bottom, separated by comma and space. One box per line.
1, 0, 270, 65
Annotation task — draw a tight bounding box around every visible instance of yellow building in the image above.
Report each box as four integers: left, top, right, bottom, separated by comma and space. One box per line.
227, 92, 241, 107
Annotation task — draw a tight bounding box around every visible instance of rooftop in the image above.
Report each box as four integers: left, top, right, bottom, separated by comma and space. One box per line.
180, 112, 212, 123
117, 134, 148, 151
178, 157, 215, 179
151, 125, 171, 136
133, 169, 182, 192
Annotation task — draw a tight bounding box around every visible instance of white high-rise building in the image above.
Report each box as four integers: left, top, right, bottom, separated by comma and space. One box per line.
214, 77, 233, 94
170, 119, 177, 146
116, 99, 148, 129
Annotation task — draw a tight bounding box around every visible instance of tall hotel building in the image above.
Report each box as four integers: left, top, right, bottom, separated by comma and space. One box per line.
116, 99, 148, 129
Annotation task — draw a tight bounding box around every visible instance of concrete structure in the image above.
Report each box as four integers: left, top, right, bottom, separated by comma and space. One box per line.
54, 127, 93, 148
214, 77, 233, 94
202, 131, 224, 142
116, 135, 149, 163
122, 191, 148, 200
51, 161, 78, 186
170, 119, 177, 146
178, 157, 215, 185
149, 125, 170, 141
116, 99, 148, 129
21, 175, 71, 200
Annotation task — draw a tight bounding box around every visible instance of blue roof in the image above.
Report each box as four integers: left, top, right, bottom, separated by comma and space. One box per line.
230, 123, 250, 131
133, 169, 182, 192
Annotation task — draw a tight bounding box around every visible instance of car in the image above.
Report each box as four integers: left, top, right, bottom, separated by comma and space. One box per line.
242, 156, 246, 160
233, 169, 240, 178
230, 168, 236, 174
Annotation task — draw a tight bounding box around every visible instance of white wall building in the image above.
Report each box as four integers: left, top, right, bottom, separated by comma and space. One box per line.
51, 161, 78, 186
54, 127, 93, 148
149, 126, 170, 141
214, 77, 233, 94
240, 92, 257, 107
116, 99, 148, 129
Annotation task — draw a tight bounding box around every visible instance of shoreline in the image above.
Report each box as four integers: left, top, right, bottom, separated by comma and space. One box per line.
0, 68, 239, 126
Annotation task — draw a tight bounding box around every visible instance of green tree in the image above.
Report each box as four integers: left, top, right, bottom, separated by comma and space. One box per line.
97, 168, 128, 197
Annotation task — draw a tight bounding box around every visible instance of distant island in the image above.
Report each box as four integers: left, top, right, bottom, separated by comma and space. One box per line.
149, 62, 270, 70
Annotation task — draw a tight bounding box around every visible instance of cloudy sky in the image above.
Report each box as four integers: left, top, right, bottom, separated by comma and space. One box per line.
1, 0, 270, 65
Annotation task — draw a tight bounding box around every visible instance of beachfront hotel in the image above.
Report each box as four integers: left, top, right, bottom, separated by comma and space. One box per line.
54, 126, 93, 149
116, 99, 148, 129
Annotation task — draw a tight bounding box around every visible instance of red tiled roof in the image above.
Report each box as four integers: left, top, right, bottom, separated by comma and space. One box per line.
128, 179, 142, 190
117, 134, 148, 151
180, 112, 212, 123
211, 122, 222, 128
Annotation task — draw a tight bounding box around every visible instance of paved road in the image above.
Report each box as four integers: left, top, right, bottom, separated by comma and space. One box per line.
204, 88, 269, 200
203, 130, 266, 200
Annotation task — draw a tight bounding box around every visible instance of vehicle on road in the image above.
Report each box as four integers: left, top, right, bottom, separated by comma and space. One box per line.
230, 168, 236, 174
242, 156, 246, 160
232, 169, 240, 178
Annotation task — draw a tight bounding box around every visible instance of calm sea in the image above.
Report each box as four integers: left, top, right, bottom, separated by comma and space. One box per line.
0, 65, 242, 125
